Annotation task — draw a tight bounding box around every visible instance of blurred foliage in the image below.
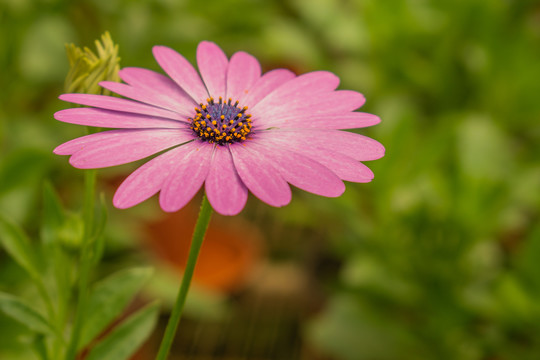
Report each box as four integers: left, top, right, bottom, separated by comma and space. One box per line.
0, 181, 157, 360
1, 0, 540, 359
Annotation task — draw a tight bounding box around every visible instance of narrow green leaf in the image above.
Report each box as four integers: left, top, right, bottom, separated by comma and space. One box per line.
40, 182, 66, 245
0, 215, 40, 280
0, 149, 52, 196
85, 301, 160, 360
79, 267, 153, 349
91, 193, 108, 265
41, 181, 84, 250
33, 334, 49, 360
0, 292, 54, 335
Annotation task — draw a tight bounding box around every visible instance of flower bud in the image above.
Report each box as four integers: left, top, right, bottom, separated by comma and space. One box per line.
64, 32, 120, 95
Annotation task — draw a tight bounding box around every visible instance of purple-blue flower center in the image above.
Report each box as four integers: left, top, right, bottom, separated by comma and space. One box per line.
189, 97, 252, 145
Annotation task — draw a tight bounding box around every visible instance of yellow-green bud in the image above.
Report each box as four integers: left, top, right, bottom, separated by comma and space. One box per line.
64, 31, 121, 95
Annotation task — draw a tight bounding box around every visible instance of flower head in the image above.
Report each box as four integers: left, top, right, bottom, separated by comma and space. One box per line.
54, 41, 384, 215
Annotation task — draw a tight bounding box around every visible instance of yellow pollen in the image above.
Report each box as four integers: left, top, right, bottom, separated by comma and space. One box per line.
190, 98, 253, 145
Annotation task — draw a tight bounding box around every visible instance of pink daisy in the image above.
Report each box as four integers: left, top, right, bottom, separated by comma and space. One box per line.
54, 41, 384, 216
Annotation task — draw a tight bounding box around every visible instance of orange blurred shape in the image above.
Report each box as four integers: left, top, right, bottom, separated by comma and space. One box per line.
143, 195, 262, 294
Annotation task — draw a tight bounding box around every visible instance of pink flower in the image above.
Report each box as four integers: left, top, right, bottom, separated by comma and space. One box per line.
54, 41, 384, 216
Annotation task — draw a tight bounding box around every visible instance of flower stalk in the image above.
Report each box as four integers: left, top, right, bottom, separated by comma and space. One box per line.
155, 194, 213, 360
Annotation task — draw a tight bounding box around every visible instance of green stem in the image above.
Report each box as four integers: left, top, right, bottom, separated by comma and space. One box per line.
82, 169, 97, 240
64, 169, 97, 360
155, 194, 213, 360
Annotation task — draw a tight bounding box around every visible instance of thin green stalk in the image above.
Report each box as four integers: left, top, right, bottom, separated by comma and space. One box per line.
155, 194, 213, 360
82, 169, 97, 240
64, 169, 97, 360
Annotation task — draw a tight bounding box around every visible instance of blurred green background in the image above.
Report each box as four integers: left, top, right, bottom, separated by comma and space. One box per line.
1, 0, 540, 359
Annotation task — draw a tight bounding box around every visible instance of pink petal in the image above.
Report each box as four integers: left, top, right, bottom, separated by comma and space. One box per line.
159, 141, 214, 212
54, 130, 132, 155
118, 67, 196, 109
247, 142, 345, 197
197, 41, 228, 99
226, 51, 262, 101
229, 143, 291, 207
152, 46, 209, 102
239, 69, 296, 107
54, 129, 194, 168
255, 136, 374, 182
59, 94, 184, 121
256, 129, 385, 161
313, 153, 374, 182
251, 71, 340, 114
113, 142, 199, 209
252, 90, 365, 128
282, 90, 365, 115
205, 146, 248, 215
267, 112, 380, 130
99, 81, 193, 117
54, 108, 187, 129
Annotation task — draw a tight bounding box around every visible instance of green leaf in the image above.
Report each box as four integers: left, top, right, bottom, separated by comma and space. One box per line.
90, 193, 108, 265
40, 182, 84, 249
79, 267, 153, 349
0, 149, 52, 197
40, 182, 66, 245
0, 292, 54, 335
58, 213, 85, 249
85, 301, 160, 360
0, 215, 40, 281
33, 334, 49, 360
39, 183, 72, 322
